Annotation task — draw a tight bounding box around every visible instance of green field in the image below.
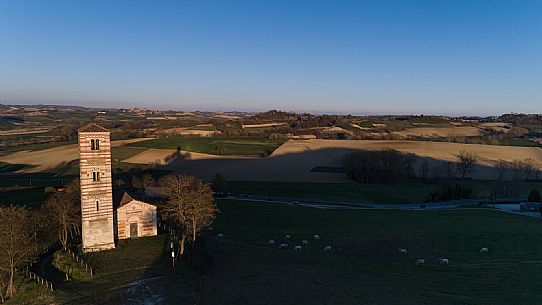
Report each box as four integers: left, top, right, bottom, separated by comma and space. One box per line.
0, 161, 34, 173
9, 199, 542, 304
1, 140, 77, 153
127, 136, 285, 157
110, 146, 149, 160
228, 180, 542, 204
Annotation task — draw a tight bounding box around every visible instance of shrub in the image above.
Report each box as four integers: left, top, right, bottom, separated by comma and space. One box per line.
44, 186, 56, 194
428, 183, 474, 202
528, 189, 542, 203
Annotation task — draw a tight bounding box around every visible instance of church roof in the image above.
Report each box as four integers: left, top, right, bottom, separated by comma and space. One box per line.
78, 124, 109, 133
119, 192, 135, 207
117, 191, 157, 209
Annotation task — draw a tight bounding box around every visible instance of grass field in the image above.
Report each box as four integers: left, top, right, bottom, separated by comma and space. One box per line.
128, 136, 285, 157
227, 180, 542, 204
11, 199, 542, 304
1, 140, 76, 153
0, 161, 34, 173
110, 146, 149, 161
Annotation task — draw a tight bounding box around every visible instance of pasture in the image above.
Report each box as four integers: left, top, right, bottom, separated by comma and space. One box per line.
11, 199, 542, 304
127, 136, 285, 157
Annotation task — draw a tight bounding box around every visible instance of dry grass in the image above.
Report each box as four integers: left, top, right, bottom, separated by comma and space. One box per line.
0, 138, 152, 173
394, 126, 482, 137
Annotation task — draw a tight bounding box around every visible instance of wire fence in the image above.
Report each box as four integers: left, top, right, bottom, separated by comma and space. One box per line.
24, 269, 54, 292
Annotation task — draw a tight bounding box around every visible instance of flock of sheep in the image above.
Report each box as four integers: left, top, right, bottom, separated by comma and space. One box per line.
264, 234, 341, 253
404, 246, 489, 267
215, 231, 490, 267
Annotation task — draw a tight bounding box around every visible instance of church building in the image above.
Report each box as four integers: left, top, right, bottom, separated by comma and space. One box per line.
78, 124, 157, 252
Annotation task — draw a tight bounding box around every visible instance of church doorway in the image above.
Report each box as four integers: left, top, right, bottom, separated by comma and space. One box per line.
130, 223, 138, 239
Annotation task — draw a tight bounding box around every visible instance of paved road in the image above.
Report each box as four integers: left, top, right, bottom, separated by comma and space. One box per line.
223, 194, 481, 210
223, 194, 541, 218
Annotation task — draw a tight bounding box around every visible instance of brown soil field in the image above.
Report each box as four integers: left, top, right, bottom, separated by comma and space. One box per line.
394, 126, 482, 138
3, 138, 541, 182
0, 138, 152, 173
124, 139, 542, 182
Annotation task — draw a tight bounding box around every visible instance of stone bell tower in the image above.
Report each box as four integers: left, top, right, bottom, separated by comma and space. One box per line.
78, 124, 115, 251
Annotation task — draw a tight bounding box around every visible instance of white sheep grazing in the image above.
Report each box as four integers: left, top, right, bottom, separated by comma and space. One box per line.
294, 245, 302, 251
323, 245, 332, 253
398, 248, 407, 255
267, 240, 275, 246
313, 234, 321, 240
301, 240, 309, 246
284, 234, 291, 240
438, 258, 449, 265
279, 243, 288, 249
480, 247, 489, 254
216, 233, 224, 238
415, 259, 425, 266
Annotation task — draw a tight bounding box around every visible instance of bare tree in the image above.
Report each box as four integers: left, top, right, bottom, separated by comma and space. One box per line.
495, 161, 509, 181
41, 182, 81, 250
456, 150, 478, 179
140, 173, 155, 189
511, 159, 524, 181
442, 161, 455, 179
419, 159, 430, 180
160, 175, 218, 258
522, 158, 537, 181
0, 206, 39, 300
431, 165, 442, 180
211, 173, 228, 195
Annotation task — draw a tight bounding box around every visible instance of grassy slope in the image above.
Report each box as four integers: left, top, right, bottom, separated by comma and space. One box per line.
203, 199, 542, 305
127, 136, 285, 157
8, 199, 542, 304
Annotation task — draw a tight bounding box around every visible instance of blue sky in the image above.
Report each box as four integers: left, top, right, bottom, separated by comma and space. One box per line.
0, 0, 540, 115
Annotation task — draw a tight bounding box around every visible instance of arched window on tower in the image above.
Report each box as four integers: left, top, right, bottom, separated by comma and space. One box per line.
90, 139, 95, 150
95, 139, 100, 150
92, 172, 100, 181
96, 200, 100, 211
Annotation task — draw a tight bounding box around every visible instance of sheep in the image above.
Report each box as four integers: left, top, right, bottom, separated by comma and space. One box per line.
415, 259, 425, 266
438, 258, 449, 265
279, 243, 289, 249
284, 234, 291, 240
301, 240, 309, 246
216, 233, 224, 238
480, 247, 489, 254
313, 234, 321, 240
267, 240, 275, 246
323, 245, 332, 253
398, 248, 407, 255
294, 245, 302, 251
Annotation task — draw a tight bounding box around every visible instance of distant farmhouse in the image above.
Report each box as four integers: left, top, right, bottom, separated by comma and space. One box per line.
78, 124, 157, 252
